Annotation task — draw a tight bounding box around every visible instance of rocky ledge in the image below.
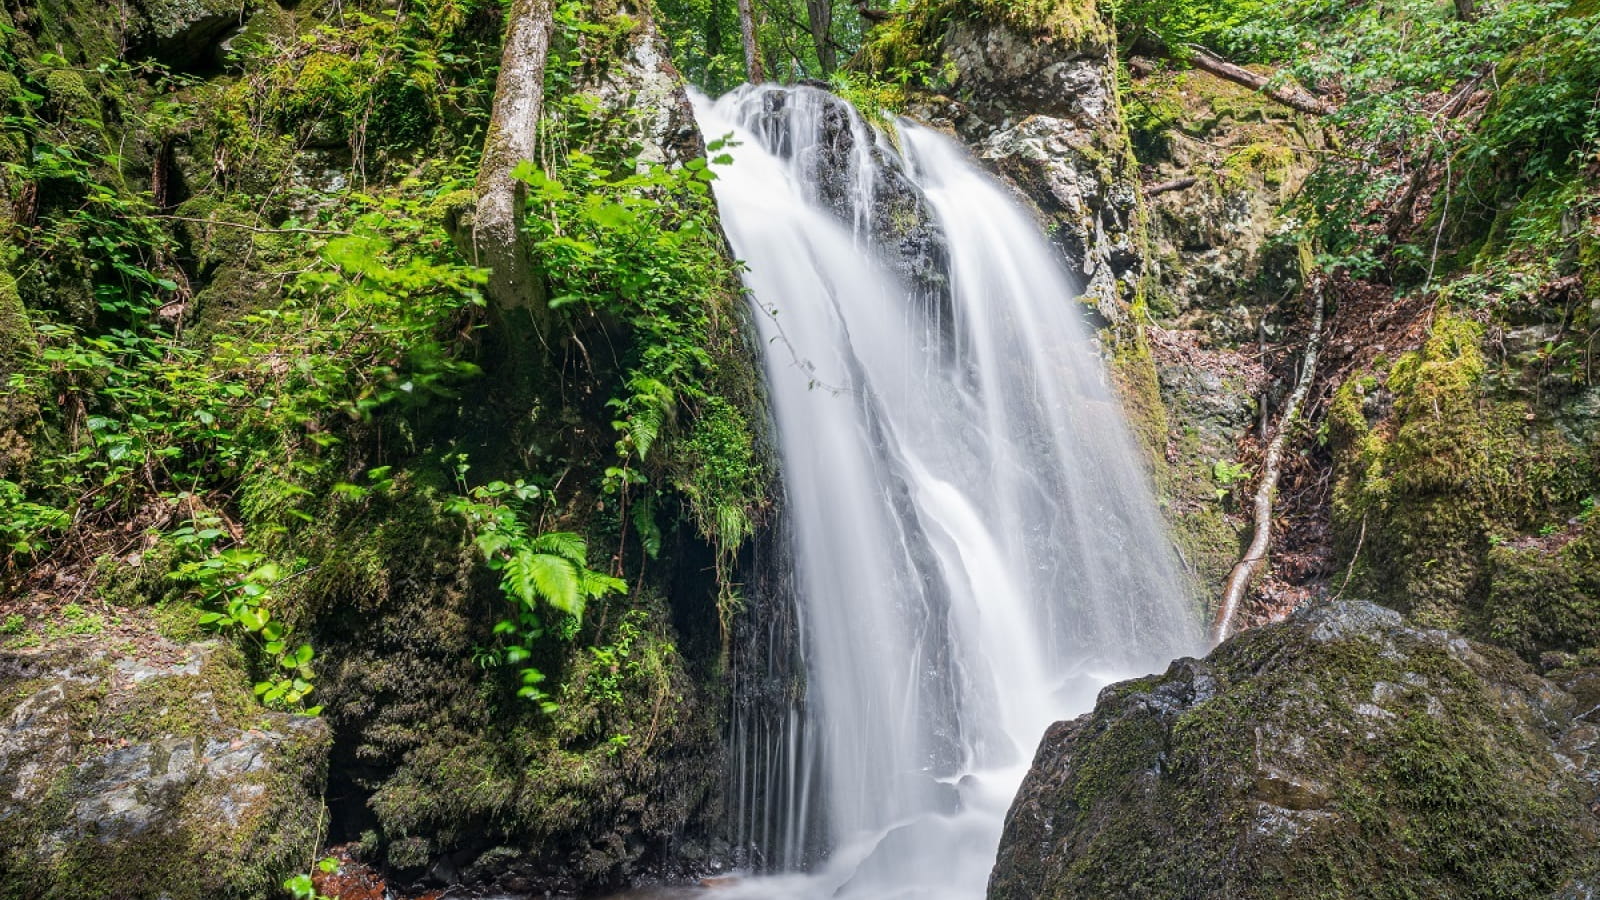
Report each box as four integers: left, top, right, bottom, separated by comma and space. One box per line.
990, 601, 1600, 899
0, 640, 329, 900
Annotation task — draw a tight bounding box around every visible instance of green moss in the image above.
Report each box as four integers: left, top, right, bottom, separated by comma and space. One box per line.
993, 607, 1596, 899
1330, 313, 1596, 635
1483, 517, 1600, 659
42, 68, 99, 124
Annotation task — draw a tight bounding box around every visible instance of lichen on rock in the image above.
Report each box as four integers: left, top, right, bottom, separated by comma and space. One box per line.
0, 641, 330, 900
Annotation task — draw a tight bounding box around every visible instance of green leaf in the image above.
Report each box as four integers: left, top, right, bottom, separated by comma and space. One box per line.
530, 531, 587, 564
504, 550, 583, 616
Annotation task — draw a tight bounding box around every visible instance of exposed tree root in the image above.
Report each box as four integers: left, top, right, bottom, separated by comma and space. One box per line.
1211, 273, 1327, 645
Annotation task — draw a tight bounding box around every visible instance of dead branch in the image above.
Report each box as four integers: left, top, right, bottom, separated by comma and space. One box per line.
1212, 272, 1328, 645
1184, 44, 1335, 116
1144, 176, 1198, 196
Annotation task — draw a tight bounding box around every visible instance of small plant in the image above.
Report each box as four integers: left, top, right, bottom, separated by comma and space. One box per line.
283, 857, 340, 900
166, 516, 320, 713
1212, 459, 1252, 499
0, 614, 25, 635
447, 461, 626, 712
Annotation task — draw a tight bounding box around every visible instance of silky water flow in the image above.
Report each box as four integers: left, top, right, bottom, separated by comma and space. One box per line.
690, 85, 1200, 899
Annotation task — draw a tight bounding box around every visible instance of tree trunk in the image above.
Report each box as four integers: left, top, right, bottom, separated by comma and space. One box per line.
805, 0, 835, 75
1184, 44, 1334, 116
1211, 273, 1327, 645
475, 0, 553, 326
1454, 0, 1479, 21
737, 0, 764, 83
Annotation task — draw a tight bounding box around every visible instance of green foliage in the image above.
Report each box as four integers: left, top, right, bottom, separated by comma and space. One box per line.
1106, 0, 1267, 55
446, 470, 627, 712
654, 0, 870, 91
1199, 0, 1600, 274
1211, 458, 1250, 499
282, 856, 339, 900
166, 516, 321, 712
522, 99, 765, 561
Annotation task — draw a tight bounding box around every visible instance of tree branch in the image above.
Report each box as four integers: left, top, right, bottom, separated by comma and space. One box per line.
1211, 271, 1327, 644
1144, 176, 1197, 196
1183, 44, 1335, 116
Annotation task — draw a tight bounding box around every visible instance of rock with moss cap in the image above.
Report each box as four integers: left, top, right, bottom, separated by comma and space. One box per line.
879, 0, 1142, 320
989, 600, 1600, 899
0, 640, 329, 900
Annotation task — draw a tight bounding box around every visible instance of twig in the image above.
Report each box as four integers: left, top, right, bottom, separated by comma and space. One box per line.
1144, 176, 1197, 196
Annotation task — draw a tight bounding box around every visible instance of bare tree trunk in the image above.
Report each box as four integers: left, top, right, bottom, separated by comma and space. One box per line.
805, 0, 835, 75
1185, 44, 1334, 116
1211, 274, 1327, 645
737, 0, 764, 83
1454, 0, 1479, 21
475, 0, 553, 325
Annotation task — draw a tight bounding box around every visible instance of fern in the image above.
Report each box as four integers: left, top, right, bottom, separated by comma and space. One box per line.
508, 549, 583, 616
531, 531, 588, 564
446, 476, 629, 709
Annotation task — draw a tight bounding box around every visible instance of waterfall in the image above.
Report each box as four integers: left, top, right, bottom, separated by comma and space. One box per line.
695, 85, 1201, 899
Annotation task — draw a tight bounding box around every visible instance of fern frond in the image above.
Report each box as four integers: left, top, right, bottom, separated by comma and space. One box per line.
504, 550, 583, 615
531, 531, 588, 565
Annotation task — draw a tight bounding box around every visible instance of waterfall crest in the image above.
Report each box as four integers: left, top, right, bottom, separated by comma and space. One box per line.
696, 85, 1201, 899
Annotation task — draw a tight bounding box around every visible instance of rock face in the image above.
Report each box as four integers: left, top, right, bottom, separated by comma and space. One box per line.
989, 601, 1600, 899
0, 641, 330, 900
926, 12, 1142, 322
128, 0, 251, 68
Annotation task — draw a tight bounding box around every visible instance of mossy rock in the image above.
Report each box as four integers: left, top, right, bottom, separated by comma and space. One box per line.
127, 0, 253, 69
1483, 518, 1600, 660
1330, 313, 1597, 637
0, 640, 330, 900
990, 601, 1600, 899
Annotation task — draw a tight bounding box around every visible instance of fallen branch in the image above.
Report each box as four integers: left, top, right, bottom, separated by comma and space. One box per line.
1211, 272, 1327, 645
1144, 176, 1197, 197
1184, 44, 1335, 116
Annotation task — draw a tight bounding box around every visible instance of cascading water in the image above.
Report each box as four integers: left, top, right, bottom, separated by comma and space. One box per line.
695, 85, 1201, 899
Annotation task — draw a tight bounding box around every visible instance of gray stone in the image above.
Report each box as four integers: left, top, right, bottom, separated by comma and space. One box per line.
990, 601, 1600, 898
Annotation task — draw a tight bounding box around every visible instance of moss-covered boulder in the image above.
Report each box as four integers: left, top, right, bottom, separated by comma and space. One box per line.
0, 640, 330, 900
989, 601, 1600, 899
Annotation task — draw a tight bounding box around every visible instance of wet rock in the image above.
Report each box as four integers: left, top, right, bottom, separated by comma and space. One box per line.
905, 10, 1141, 319
990, 601, 1600, 899
0, 641, 329, 899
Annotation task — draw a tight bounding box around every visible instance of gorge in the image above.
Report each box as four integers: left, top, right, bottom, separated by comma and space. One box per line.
1, 0, 1599, 898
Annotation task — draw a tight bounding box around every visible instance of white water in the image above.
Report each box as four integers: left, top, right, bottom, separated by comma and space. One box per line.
692, 85, 1200, 899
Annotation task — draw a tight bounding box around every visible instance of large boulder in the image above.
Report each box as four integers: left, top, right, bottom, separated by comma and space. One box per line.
989, 601, 1600, 899
0, 641, 330, 900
